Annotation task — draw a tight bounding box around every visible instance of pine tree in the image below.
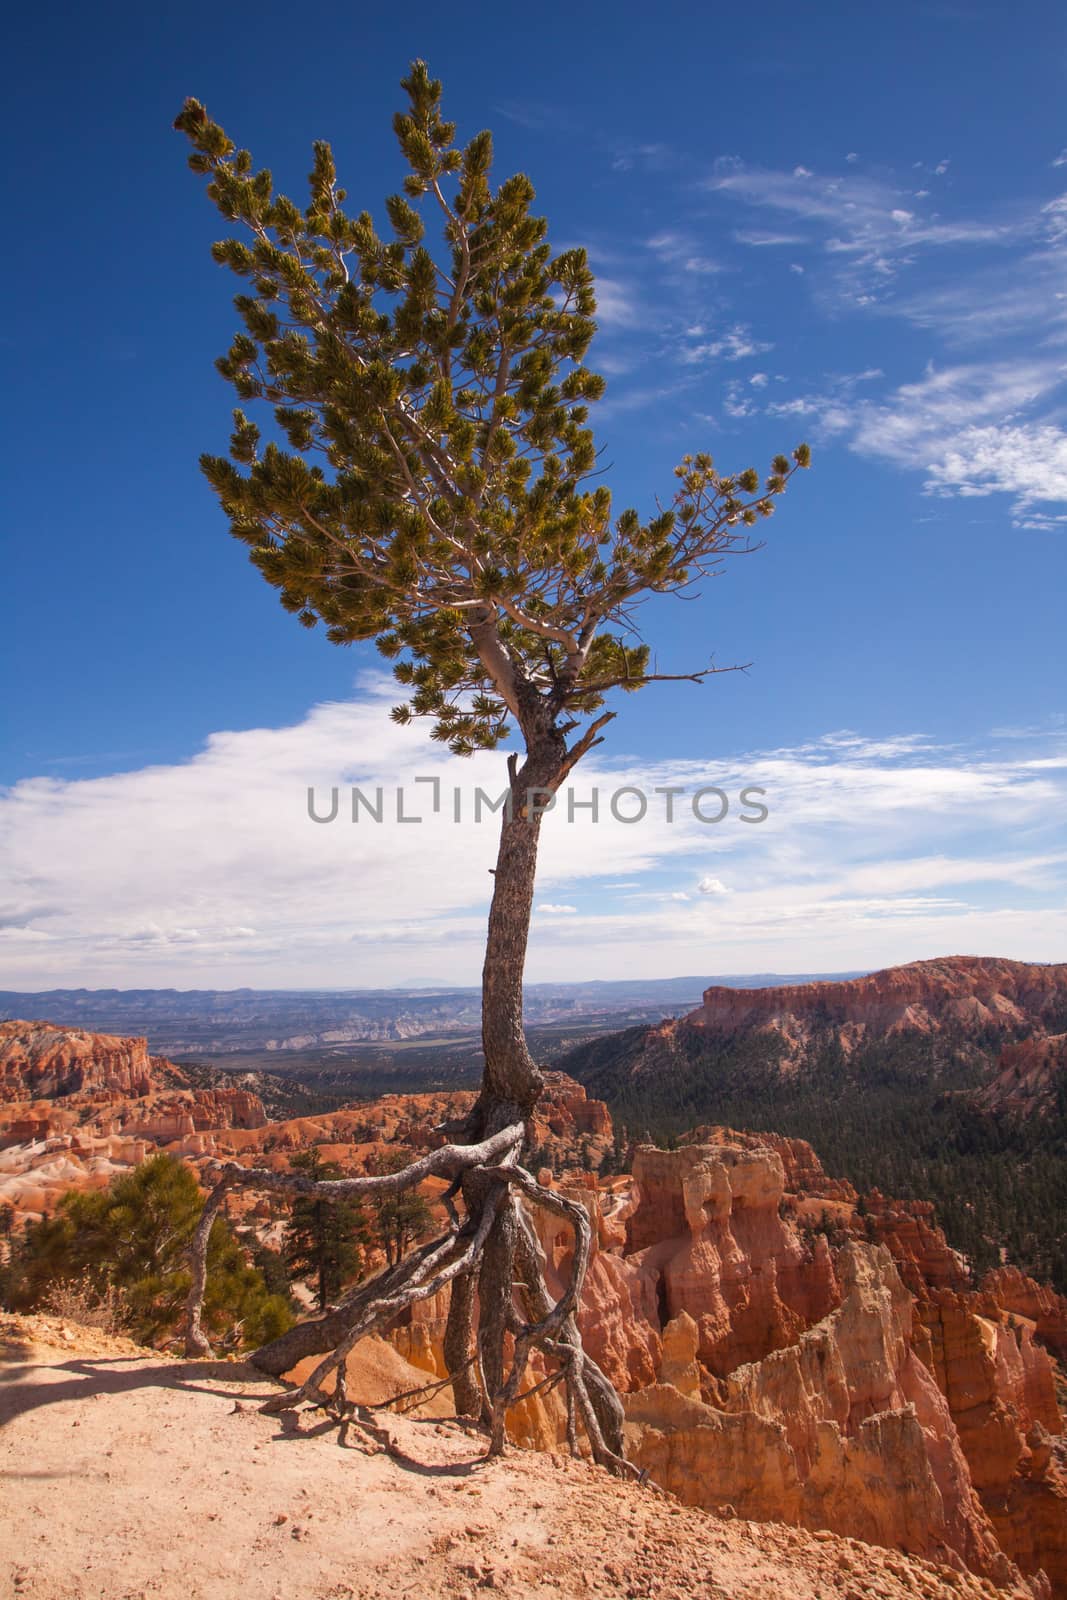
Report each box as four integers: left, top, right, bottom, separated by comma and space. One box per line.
283, 1150, 370, 1311
364, 1150, 433, 1266
6, 1155, 291, 1347
176, 62, 808, 1467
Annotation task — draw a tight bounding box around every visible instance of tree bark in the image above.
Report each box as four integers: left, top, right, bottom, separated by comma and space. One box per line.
475, 726, 567, 1129
183, 1173, 231, 1358
443, 1266, 480, 1417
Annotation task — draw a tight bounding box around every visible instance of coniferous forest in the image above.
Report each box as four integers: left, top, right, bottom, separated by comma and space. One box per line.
563, 1020, 1067, 1292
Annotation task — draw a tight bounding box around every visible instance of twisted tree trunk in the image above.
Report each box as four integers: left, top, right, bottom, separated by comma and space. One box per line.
184, 719, 634, 1475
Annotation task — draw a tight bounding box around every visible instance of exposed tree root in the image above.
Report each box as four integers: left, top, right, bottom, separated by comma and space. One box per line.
182, 1118, 640, 1477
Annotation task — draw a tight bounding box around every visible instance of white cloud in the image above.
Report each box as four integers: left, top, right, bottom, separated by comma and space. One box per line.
733, 230, 808, 247
708, 158, 1017, 306
680, 323, 773, 365
849, 361, 1067, 518
1042, 194, 1067, 243
1054, 150, 1067, 168
761, 359, 1067, 523
722, 380, 758, 420
645, 232, 722, 275
593, 277, 640, 327
2, 694, 1066, 985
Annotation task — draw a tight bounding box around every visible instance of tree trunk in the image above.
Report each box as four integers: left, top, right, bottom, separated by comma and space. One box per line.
475, 729, 567, 1130
252, 1302, 356, 1376
443, 1266, 480, 1417
236, 720, 638, 1472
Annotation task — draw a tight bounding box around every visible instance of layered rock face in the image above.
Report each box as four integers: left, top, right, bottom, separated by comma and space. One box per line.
625, 1246, 1016, 1586
0, 1020, 159, 1101
478, 1132, 1061, 1596
595, 1141, 1064, 1598
984, 1266, 1067, 1363
977, 1034, 1067, 1119
623, 1141, 838, 1375
687, 957, 1067, 1060
0, 1020, 267, 1219
914, 1290, 1067, 1593
860, 1190, 971, 1295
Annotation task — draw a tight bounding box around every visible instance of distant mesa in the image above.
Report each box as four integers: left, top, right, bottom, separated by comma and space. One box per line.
689, 957, 1067, 1053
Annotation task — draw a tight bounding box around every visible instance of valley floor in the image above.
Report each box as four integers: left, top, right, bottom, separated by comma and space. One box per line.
0, 1317, 1027, 1600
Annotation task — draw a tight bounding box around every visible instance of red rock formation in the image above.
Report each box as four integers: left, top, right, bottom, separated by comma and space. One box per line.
534, 1070, 613, 1158
0, 1020, 159, 1101
624, 1141, 839, 1376
915, 1289, 1066, 1592
691, 958, 1067, 1038
626, 1244, 1027, 1591
860, 1191, 971, 1295
984, 1266, 1067, 1363
977, 1034, 1067, 1119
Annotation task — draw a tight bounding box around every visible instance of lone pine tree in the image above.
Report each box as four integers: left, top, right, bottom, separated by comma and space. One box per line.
175, 62, 808, 1468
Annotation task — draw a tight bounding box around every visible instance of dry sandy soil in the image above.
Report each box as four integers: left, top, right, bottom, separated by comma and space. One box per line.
0, 1316, 1029, 1600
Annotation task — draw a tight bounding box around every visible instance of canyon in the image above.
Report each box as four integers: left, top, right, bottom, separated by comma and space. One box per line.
561, 956, 1067, 1298
1, 1013, 1066, 1596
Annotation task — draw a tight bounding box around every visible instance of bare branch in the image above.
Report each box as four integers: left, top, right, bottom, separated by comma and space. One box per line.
207, 1122, 523, 1204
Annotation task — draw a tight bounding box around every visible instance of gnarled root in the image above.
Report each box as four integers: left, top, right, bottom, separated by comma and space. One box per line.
182, 1121, 638, 1478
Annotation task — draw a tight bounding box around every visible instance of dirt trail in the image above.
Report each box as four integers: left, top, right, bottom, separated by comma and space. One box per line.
0, 1317, 1027, 1600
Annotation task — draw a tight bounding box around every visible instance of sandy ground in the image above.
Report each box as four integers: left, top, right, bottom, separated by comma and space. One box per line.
0, 1316, 1026, 1600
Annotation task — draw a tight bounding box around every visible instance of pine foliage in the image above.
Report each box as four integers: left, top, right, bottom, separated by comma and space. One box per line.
176, 63, 808, 754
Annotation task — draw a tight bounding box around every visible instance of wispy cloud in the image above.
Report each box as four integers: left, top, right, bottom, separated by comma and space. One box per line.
733, 229, 809, 247
709, 157, 1020, 306
763, 359, 1067, 525
610, 140, 675, 173
680, 322, 773, 365
593, 276, 642, 328
2, 690, 1065, 985
645, 232, 722, 276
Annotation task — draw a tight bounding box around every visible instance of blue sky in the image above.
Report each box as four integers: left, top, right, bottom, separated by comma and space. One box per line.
2, 0, 1066, 987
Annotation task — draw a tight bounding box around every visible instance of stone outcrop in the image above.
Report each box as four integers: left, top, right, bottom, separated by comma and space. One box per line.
625, 1244, 1027, 1591
0, 1021, 268, 1221
984, 1266, 1067, 1362
687, 953, 1067, 1043
860, 1191, 971, 1295
914, 1290, 1066, 1593
623, 1141, 838, 1376
0, 1020, 160, 1101
688, 958, 1067, 1053
976, 1034, 1067, 1119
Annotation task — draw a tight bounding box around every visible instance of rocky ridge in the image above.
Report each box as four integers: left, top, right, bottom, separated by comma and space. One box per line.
2, 1019, 1066, 1595
689, 959, 1067, 1054
976, 1034, 1067, 1120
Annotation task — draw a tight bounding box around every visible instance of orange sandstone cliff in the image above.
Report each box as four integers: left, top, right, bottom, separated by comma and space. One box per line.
2, 1018, 1066, 1595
